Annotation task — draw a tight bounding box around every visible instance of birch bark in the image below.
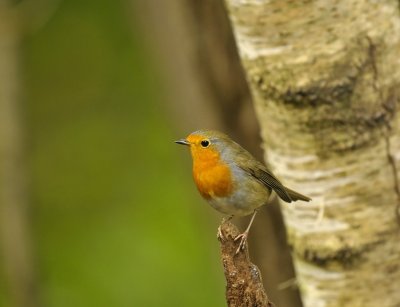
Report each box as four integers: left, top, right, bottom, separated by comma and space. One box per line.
224, 1, 400, 306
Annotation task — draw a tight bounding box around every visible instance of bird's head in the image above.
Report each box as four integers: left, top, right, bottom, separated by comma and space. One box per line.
175, 130, 231, 164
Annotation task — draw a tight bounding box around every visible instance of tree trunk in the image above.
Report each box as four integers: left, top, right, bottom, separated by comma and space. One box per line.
223, 0, 400, 306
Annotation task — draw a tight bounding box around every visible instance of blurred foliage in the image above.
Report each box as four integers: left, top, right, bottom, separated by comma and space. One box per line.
1, 0, 225, 306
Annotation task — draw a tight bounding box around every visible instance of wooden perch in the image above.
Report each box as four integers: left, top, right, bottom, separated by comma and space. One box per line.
218, 222, 275, 307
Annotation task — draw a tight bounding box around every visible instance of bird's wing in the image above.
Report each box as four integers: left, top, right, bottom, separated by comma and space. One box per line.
247, 165, 293, 203
234, 148, 293, 203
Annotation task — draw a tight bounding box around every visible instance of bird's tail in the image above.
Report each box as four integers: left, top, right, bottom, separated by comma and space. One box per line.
285, 187, 311, 202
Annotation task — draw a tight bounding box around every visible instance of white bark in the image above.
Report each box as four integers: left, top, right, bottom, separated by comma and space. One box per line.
224, 0, 400, 306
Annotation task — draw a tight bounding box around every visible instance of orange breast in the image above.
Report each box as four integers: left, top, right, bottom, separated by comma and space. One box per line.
192, 151, 233, 200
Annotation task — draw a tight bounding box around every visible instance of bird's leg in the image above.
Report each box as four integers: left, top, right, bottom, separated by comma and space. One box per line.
217, 215, 234, 240
234, 209, 258, 254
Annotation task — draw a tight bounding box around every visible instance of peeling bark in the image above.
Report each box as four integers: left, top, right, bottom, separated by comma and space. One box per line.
224, 0, 400, 306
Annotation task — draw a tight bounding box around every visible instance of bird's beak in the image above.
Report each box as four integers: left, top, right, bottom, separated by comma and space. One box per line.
175, 138, 190, 146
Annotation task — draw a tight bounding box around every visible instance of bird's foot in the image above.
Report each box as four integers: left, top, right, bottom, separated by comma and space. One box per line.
217, 224, 225, 241
217, 215, 233, 241
234, 231, 249, 254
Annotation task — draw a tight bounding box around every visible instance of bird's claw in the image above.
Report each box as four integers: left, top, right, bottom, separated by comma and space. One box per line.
234, 231, 249, 254
217, 216, 233, 241
217, 225, 225, 241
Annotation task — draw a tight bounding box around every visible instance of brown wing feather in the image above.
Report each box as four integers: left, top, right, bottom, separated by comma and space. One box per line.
247, 166, 293, 203
225, 140, 310, 203
231, 145, 292, 202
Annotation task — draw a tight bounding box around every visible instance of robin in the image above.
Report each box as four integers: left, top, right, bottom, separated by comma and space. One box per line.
175, 129, 311, 253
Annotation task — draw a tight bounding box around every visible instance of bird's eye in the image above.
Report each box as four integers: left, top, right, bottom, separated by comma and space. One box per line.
200, 140, 210, 148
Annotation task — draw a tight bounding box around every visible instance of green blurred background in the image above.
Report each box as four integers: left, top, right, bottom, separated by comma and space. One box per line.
0, 0, 226, 306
